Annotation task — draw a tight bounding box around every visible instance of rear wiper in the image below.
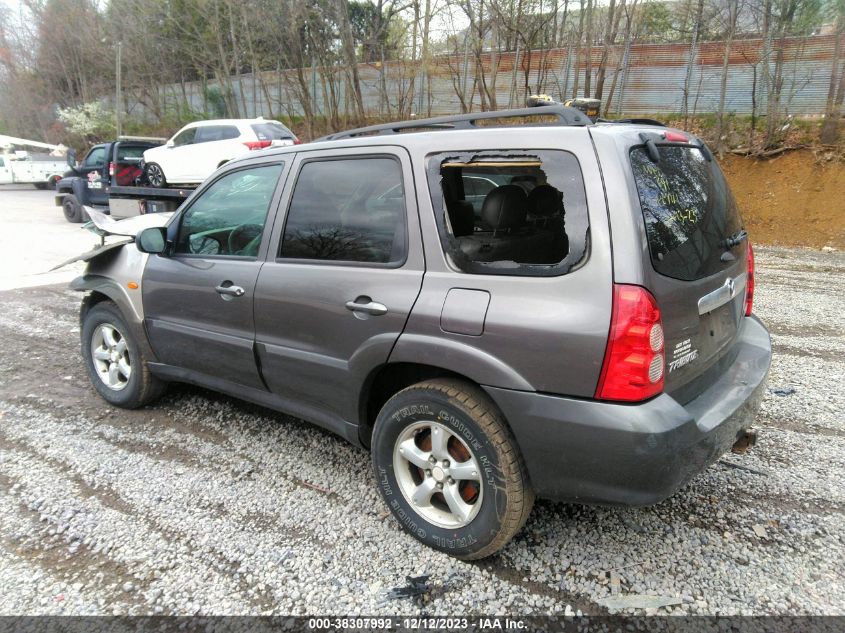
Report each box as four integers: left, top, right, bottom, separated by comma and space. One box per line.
723, 229, 748, 249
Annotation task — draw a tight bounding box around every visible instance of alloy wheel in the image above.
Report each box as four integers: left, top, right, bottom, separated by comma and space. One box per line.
392, 420, 483, 528
90, 323, 131, 391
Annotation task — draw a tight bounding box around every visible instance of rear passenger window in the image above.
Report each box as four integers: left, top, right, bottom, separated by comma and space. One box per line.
427, 150, 589, 276
280, 157, 406, 264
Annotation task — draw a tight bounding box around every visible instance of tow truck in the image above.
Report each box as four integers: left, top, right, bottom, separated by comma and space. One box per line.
55, 136, 195, 223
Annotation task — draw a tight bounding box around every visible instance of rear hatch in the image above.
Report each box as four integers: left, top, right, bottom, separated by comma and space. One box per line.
628, 135, 748, 403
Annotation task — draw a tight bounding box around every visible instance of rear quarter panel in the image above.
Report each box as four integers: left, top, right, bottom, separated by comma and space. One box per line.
394, 127, 614, 397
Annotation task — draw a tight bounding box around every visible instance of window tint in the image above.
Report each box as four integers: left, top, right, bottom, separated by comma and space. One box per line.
0, 157, 5, 167
631, 146, 743, 281
280, 157, 405, 264
172, 128, 196, 147
84, 147, 106, 166
196, 125, 240, 143
251, 122, 294, 141
428, 150, 589, 276
175, 164, 283, 258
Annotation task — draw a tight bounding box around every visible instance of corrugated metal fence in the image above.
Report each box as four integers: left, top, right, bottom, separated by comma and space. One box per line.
139, 34, 839, 121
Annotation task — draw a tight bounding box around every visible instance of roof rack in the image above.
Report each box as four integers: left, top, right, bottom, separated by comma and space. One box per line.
317, 105, 592, 141
596, 117, 666, 126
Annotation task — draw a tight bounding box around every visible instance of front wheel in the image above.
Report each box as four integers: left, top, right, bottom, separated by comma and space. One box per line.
371, 378, 534, 560
144, 162, 167, 188
81, 301, 165, 408
62, 194, 86, 223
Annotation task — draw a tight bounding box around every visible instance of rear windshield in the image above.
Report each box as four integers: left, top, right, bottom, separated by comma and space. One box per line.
630, 146, 743, 281
251, 122, 294, 141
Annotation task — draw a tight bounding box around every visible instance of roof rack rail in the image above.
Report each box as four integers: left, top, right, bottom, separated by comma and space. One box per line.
317, 105, 592, 141
596, 117, 666, 127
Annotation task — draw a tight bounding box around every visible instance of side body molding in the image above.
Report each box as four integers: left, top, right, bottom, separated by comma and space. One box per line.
389, 333, 534, 391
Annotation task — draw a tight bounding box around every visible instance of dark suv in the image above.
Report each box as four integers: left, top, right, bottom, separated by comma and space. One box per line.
73, 106, 771, 559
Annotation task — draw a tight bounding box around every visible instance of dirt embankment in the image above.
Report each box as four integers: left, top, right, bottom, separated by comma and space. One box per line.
720, 150, 844, 249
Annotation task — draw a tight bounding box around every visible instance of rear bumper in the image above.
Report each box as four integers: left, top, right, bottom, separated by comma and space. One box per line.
484, 315, 771, 505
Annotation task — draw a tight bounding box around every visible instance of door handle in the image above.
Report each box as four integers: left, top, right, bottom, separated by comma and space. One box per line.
215, 283, 245, 298
345, 298, 388, 316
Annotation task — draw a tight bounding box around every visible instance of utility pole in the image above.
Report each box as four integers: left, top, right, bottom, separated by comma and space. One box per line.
115, 41, 123, 137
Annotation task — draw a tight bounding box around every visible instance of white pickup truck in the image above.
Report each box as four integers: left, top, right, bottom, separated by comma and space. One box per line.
0, 153, 68, 189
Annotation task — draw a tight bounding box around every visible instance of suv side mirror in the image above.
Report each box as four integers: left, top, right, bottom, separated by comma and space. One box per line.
166, 140, 175, 148
136, 227, 168, 254
66, 149, 77, 167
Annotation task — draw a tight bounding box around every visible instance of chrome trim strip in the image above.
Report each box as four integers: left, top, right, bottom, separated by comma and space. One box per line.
698, 272, 747, 315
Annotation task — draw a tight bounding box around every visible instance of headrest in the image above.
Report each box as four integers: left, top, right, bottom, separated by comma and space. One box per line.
482, 185, 527, 230
527, 184, 563, 218
446, 200, 475, 237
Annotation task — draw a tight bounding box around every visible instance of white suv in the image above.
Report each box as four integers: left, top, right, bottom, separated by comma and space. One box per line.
142, 118, 298, 187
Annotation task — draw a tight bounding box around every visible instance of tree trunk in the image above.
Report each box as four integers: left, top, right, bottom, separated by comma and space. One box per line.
820, 14, 845, 144
335, 0, 365, 123
593, 0, 619, 101
683, 0, 704, 127
715, 0, 739, 154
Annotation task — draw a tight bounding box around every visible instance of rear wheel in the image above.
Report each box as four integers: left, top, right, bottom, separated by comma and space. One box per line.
81, 302, 165, 408
371, 378, 534, 559
62, 194, 86, 223
144, 162, 167, 188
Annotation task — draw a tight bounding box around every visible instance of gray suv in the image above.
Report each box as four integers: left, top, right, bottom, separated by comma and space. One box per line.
73, 106, 771, 559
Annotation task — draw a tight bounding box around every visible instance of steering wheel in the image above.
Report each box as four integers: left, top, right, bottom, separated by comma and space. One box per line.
227, 223, 263, 256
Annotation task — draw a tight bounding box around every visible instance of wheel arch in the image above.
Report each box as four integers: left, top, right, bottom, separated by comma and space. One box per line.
358, 362, 484, 448
73, 276, 158, 363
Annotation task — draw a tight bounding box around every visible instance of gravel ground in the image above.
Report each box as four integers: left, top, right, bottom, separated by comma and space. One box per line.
0, 243, 843, 616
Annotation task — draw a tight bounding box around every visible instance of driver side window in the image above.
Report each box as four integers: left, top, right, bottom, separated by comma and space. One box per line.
172, 128, 197, 147
84, 147, 106, 166
175, 163, 283, 258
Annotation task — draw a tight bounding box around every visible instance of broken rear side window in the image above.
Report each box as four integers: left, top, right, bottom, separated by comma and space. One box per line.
426, 150, 589, 276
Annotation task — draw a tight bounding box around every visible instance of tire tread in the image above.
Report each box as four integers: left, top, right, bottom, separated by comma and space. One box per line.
388, 378, 534, 560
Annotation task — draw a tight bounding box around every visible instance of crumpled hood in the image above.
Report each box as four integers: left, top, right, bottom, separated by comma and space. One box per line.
84, 207, 172, 237
51, 208, 172, 270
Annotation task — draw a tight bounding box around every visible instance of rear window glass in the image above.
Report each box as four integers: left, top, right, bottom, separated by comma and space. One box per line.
427, 150, 589, 276
116, 146, 145, 161
252, 122, 294, 141
630, 146, 744, 281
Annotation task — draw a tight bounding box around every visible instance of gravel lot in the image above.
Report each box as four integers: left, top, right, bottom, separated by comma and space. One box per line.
0, 186, 843, 616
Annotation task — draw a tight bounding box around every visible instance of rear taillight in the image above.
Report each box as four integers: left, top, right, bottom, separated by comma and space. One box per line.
595, 284, 665, 402
243, 140, 272, 150
293, 138, 302, 145
745, 241, 755, 316
108, 162, 115, 177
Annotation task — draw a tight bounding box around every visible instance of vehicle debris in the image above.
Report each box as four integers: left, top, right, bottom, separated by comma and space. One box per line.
597, 594, 683, 610
387, 575, 431, 600
770, 386, 797, 396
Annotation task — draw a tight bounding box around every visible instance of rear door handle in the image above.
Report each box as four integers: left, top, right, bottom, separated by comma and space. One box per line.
345, 298, 388, 316
215, 283, 245, 298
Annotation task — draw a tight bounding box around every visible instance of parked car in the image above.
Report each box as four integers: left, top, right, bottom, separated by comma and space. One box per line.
142, 118, 299, 187
70, 105, 770, 560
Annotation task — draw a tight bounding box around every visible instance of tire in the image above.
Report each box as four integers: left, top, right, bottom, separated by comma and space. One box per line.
144, 162, 167, 188
62, 194, 86, 223
81, 301, 165, 409
33, 182, 48, 190
372, 378, 534, 560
